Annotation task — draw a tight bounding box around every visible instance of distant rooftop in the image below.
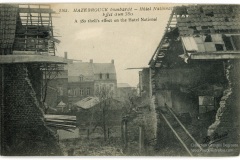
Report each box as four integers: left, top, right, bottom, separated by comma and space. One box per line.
68, 60, 116, 77
92, 63, 116, 74
68, 62, 94, 78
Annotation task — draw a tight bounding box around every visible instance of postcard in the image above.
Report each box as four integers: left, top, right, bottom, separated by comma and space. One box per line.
0, 3, 239, 156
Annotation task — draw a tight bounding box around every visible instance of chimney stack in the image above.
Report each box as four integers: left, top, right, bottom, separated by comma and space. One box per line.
111, 59, 114, 64
64, 52, 68, 59
90, 59, 93, 63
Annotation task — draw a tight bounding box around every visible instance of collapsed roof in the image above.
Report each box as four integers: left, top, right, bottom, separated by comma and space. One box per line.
149, 5, 240, 68
0, 4, 65, 70
1, 4, 58, 56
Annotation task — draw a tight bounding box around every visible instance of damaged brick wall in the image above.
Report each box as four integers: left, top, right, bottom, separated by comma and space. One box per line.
1, 64, 62, 156
207, 60, 240, 156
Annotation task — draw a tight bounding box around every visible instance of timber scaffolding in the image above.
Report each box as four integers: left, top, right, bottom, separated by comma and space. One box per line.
0, 4, 65, 70
1, 4, 71, 134
15, 4, 56, 55
1, 4, 59, 56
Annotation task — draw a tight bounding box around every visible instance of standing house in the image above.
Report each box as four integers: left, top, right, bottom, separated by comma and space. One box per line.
148, 5, 240, 154
0, 4, 66, 155
67, 61, 95, 104
67, 59, 117, 104
92, 59, 117, 97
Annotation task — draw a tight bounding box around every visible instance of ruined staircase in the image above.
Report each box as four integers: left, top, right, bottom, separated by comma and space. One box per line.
157, 105, 203, 156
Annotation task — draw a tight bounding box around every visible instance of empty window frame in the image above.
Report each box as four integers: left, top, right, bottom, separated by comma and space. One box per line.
80, 89, 83, 95
86, 88, 90, 95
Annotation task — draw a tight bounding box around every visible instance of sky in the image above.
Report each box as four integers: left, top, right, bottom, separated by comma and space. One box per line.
51, 3, 173, 87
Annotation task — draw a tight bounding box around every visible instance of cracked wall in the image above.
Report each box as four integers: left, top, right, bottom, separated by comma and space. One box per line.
207, 60, 240, 156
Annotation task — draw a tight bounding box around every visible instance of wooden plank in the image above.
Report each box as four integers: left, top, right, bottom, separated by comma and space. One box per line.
45, 120, 76, 124
0, 55, 67, 64
13, 51, 36, 55
45, 119, 76, 124
44, 114, 76, 120
167, 107, 203, 151
19, 8, 55, 13
46, 123, 76, 128
160, 112, 193, 156
190, 52, 240, 59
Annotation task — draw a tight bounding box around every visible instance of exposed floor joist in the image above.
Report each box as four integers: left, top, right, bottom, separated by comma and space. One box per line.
190, 52, 240, 60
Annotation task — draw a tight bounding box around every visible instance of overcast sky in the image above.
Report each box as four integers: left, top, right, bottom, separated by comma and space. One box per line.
51, 4, 173, 87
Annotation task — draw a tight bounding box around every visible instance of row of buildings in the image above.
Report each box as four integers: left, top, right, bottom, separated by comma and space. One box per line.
45, 52, 135, 112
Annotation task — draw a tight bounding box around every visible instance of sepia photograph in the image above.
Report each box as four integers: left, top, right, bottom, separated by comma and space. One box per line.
0, 1, 240, 157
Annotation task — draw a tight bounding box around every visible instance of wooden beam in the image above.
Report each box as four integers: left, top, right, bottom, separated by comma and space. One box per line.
0, 55, 67, 64
19, 8, 55, 13
190, 52, 240, 60
160, 112, 193, 156
44, 114, 76, 120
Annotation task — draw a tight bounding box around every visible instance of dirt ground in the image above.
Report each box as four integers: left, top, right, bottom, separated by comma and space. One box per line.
59, 137, 125, 156
59, 137, 189, 156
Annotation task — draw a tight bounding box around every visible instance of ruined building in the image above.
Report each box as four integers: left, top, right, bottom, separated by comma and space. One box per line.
148, 5, 240, 156
0, 4, 66, 155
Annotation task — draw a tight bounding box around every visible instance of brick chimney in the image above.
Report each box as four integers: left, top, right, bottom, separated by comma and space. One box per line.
111, 59, 114, 64
64, 52, 68, 59
90, 59, 93, 63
